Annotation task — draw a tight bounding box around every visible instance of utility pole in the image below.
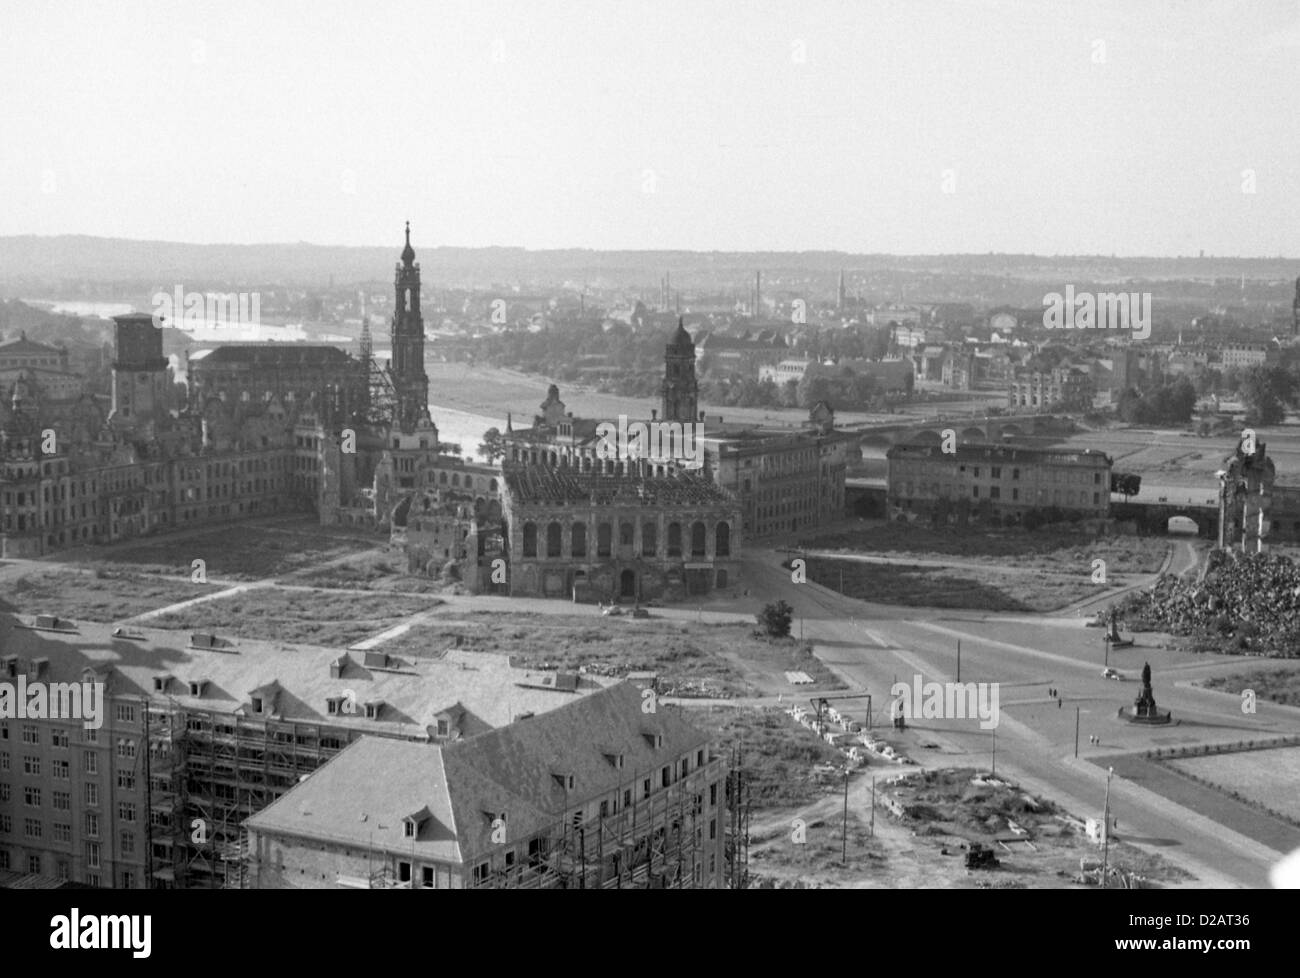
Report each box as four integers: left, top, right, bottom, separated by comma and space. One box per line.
991, 727, 997, 776
841, 769, 849, 865
839, 566, 844, 594
870, 777, 875, 837
1104, 633, 1110, 668
1102, 766, 1114, 889
956, 640, 961, 683
1074, 706, 1081, 758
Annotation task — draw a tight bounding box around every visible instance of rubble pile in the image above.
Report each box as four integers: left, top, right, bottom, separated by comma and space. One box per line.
1115, 550, 1300, 657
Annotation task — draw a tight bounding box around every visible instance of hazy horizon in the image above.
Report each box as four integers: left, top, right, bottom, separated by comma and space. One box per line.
4, 0, 1300, 257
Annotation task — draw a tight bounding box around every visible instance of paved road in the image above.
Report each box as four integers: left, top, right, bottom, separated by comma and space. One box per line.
737, 548, 1298, 888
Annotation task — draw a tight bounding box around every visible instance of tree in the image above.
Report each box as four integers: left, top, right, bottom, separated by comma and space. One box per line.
756, 600, 794, 638
1110, 472, 1141, 499
477, 427, 506, 463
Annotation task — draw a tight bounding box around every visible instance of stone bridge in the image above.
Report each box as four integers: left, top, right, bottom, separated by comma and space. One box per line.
852, 413, 1066, 448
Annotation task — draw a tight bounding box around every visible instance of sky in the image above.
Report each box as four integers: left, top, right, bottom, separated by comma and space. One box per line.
2, 0, 1299, 256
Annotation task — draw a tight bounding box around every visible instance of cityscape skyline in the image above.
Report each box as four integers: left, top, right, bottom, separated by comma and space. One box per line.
3, 0, 1299, 256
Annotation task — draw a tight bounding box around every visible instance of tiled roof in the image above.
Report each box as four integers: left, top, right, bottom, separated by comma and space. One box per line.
502, 465, 730, 507
194, 344, 356, 367
245, 683, 713, 864
0, 612, 608, 737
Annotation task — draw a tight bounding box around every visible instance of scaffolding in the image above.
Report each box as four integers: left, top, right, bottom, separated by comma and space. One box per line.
145, 705, 363, 889
473, 754, 733, 890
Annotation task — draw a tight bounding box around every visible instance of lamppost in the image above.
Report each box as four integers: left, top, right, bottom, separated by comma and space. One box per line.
1101, 765, 1114, 889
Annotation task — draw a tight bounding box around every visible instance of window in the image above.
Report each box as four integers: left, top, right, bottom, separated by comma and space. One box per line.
667, 522, 682, 557
0, 851, 6, 870
619, 522, 634, 547
404, 821, 415, 839
115, 704, 136, 724
120, 831, 135, 855
437, 719, 449, 737
118, 802, 136, 824
972, 486, 979, 498
472, 862, 490, 885
1012, 468, 1020, 479
0, 813, 9, 833
21, 725, 39, 745
122, 870, 136, 889
597, 522, 612, 557
52, 791, 69, 811
84, 783, 98, 806
641, 522, 656, 556
522, 522, 537, 557
0, 753, 7, 772
25, 818, 42, 839
0, 783, 7, 802
85, 813, 99, 838
28, 855, 41, 874
53, 823, 71, 843
710, 784, 718, 807
422, 866, 435, 888
24, 786, 40, 806
571, 522, 587, 557
116, 739, 137, 760
52, 759, 69, 780
83, 751, 96, 775
86, 843, 101, 869
710, 818, 717, 840
23, 756, 39, 776
52, 729, 68, 749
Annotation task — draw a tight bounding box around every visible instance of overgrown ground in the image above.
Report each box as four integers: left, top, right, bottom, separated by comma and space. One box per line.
290, 550, 445, 593
0, 567, 216, 622
63, 519, 384, 581
1199, 667, 1300, 707
793, 526, 1170, 612
1164, 748, 1300, 823
383, 613, 843, 698
685, 706, 846, 808
149, 588, 440, 647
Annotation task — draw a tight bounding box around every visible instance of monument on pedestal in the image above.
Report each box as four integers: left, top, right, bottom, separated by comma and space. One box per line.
1120, 661, 1173, 724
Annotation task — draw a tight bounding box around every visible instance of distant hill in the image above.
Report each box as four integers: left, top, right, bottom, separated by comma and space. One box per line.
1, 234, 1297, 292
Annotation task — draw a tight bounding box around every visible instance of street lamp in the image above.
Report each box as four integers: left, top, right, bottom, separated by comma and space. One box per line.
1101, 765, 1114, 889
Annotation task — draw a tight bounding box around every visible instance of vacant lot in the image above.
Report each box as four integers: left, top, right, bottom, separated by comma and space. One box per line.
383, 612, 842, 698
1200, 667, 1300, 707
1166, 748, 1300, 823
291, 549, 446, 593
150, 587, 439, 647
0, 567, 215, 622
65, 519, 384, 581
685, 706, 846, 808
798, 522, 1169, 572
793, 527, 1169, 612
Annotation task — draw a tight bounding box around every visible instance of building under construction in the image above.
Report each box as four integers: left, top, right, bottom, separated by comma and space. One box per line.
244, 683, 751, 889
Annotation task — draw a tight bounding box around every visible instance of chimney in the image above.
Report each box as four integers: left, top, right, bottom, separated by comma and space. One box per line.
651, 409, 658, 421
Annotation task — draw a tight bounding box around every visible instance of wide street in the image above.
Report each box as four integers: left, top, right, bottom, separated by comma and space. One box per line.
737, 547, 1300, 888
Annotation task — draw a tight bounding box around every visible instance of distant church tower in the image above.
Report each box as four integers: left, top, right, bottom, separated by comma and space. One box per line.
1292, 275, 1300, 336
108, 312, 169, 437
661, 318, 698, 424
390, 222, 430, 432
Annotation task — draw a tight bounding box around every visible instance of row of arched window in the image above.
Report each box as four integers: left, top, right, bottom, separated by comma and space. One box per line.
520, 519, 730, 560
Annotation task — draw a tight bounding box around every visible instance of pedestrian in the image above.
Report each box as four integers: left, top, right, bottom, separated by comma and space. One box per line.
1058, 698, 1062, 709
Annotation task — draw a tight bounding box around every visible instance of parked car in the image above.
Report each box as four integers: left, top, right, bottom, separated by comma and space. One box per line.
1102, 667, 1122, 681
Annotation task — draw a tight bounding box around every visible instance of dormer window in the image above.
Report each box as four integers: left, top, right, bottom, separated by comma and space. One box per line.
326, 696, 345, 715
188, 680, 206, 697
642, 731, 663, 750
364, 701, 383, 720
251, 697, 263, 714
436, 719, 449, 737
552, 773, 575, 791
153, 675, 171, 692
602, 751, 624, 769
404, 821, 416, 839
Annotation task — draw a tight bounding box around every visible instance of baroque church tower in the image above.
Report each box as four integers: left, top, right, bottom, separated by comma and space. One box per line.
391, 222, 430, 432
661, 317, 698, 424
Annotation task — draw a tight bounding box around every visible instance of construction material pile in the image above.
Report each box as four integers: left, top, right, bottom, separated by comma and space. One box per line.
1115, 549, 1300, 656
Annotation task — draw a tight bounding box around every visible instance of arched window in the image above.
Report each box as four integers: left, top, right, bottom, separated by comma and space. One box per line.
488, 478, 497, 492
667, 522, 682, 557
715, 522, 730, 557
597, 523, 612, 557
642, 522, 657, 556
546, 521, 562, 557
522, 522, 537, 557
691, 521, 707, 557
572, 522, 587, 557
